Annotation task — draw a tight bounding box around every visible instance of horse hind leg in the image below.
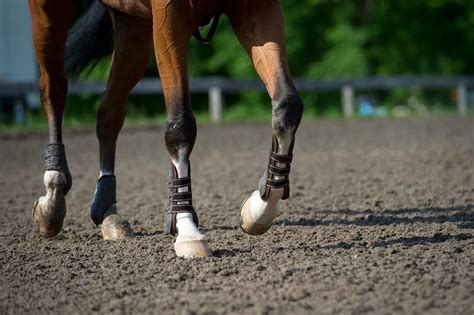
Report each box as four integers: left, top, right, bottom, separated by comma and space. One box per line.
29, 0, 77, 238
227, 0, 303, 235
90, 10, 152, 240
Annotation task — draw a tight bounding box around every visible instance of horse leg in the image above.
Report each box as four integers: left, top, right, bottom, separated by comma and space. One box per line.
90, 10, 152, 240
29, 0, 77, 238
226, 0, 304, 235
151, 0, 211, 257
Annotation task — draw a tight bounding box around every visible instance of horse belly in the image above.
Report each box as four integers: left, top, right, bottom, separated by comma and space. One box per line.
101, 0, 152, 18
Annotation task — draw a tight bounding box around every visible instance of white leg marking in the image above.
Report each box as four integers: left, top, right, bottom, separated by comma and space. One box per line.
37, 170, 66, 219
44, 170, 67, 194
172, 158, 206, 243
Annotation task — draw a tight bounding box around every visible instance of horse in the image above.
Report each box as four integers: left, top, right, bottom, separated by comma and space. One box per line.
29, 0, 303, 258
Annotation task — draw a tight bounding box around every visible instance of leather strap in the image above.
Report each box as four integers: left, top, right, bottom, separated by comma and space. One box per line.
259, 136, 294, 200
193, 14, 221, 45
44, 143, 72, 195
167, 162, 199, 236
268, 164, 291, 176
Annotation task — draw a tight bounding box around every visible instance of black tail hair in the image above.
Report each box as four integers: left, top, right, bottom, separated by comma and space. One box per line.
65, 1, 114, 79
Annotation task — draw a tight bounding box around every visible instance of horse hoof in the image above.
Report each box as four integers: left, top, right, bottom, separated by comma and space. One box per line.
33, 196, 66, 239
174, 240, 212, 258
239, 196, 273, 235
101, 213, 134, 240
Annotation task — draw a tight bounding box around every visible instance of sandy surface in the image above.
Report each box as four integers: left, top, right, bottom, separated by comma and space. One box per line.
0, 117, 473, 314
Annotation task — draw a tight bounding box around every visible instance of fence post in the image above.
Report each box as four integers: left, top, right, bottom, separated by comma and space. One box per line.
342, 85, 354, 118
209, 86, 223, 123
457, 83, 467, 116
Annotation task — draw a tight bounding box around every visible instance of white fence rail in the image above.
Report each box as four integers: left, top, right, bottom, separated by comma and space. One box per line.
1, 76, 473, 122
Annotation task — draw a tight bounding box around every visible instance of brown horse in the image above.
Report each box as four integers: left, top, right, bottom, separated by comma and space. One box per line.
29, 0, 303, 258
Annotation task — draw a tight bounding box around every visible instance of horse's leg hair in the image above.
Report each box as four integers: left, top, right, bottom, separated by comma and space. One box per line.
28, 0, 78, 238
227, 0, 303, 233
29, 0, 77, 144
151, 0, 210, 257
96, 10, 151, 178
90, 10, 152, 239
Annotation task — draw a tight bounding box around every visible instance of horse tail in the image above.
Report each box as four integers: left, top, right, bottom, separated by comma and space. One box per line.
64, 1, 114, 79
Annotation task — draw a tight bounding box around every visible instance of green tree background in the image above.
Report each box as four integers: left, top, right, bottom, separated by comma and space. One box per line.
187, 0, 474, 77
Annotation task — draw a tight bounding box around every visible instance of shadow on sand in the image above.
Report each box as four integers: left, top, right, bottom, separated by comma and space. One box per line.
316, 232, 473, 250
276, 205, 474, 227
273, 204, 474, 250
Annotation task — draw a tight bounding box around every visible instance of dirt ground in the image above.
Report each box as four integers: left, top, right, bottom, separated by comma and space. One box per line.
0, 117, 473, 314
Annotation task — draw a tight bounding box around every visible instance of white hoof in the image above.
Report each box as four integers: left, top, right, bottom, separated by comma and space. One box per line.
174, 240, 212, 258
240, 190, 281, 235
174, 213, 212, 258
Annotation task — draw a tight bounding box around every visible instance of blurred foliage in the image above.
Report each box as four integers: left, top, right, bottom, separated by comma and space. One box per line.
78, 0, 474, 120
184, 0, 474, 77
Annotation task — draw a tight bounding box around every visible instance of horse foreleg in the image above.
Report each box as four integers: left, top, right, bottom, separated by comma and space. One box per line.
90, 10, 152, 240
227, 0, 303, 235
151, 0, 211, 257
29, 0, 77, 238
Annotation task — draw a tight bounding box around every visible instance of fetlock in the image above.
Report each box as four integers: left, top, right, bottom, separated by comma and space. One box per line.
44, 143, 72, 195
43, 170, 68, 192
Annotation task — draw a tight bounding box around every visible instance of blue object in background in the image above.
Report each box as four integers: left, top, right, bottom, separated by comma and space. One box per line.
359, 99, 375, 117
358, 97, 389, 118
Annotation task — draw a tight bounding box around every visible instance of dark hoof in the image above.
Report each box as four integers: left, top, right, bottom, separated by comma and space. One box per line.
32, 195, 66, 239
